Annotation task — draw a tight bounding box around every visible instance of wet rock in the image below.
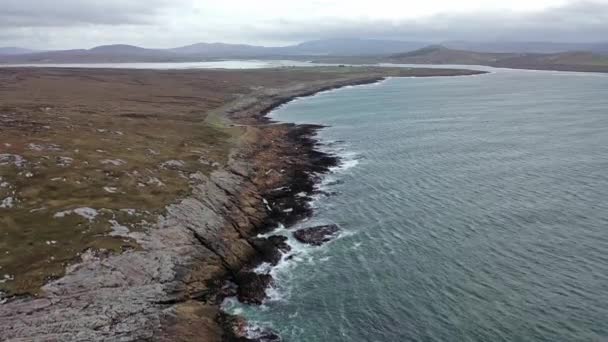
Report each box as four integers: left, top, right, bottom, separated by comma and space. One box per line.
219, 281, 238, 298
267, 235, 291, 253
293, 224, 340, 246
250, 235, 291, 265
245, 326, 282, 342
234, 271, 272, 304
250, 238, 282, 265
221, 314, 282, 342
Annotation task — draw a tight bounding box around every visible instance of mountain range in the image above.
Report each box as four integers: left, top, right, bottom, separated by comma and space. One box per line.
0, 39, 428, 63
1, 39, 607, 64
0, 47, 38, 55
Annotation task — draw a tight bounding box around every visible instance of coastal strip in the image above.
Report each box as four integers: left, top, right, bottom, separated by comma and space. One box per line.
0, 66, 484, 341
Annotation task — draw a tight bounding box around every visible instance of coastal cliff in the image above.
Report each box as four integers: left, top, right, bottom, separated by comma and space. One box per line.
0, 67, 484, 341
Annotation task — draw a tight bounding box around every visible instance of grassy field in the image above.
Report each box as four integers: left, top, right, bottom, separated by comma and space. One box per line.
0, 68, 242, 294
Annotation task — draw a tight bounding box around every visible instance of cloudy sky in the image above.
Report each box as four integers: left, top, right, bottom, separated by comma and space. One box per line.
2, 0, 607, 49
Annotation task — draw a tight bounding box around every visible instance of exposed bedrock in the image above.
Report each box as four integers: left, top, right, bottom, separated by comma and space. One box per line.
220, 314, 282, 342
293, 224, 341, 246
234, 271, 273, 305
0, 165, 267, 341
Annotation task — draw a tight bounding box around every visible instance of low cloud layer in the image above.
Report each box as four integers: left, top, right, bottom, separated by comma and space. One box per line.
0, 0, 177, 27
1, 0, 607, 49
257, 1, 608, 43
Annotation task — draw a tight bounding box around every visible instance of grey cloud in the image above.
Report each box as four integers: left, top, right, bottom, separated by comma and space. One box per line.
255, 1, 608, 43
0, 0, 174, 27
1, 0, 607, 49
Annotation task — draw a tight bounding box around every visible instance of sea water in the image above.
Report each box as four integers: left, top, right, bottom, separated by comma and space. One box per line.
224, 69, 608, 341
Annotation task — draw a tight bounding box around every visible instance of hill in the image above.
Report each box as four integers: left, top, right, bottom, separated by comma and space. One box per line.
442, 41, 608, 54
388, 45, 608, 72
0, 39, 428, 63
0, 45, 181, 63
2, 40, 608, 69
0, 47, 38, 55
169, 42, 270, 56
391, 45, 512, 64
283, 39, 427, 56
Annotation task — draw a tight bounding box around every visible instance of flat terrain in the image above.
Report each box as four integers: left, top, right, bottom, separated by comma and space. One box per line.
0, 66, 483, 297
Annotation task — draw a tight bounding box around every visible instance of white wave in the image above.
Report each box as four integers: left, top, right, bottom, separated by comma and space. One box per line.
220, 297, 242, 314
265, 284, 284, 302
256, 223, 287, 239
332, 157, 360, 172
254, 262, 273, 274
232, 109, 365, 314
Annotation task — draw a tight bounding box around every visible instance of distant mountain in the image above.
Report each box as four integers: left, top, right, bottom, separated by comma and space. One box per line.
589, 43, 608, 54
0, 39, 431, 63
442, 41, 608, 54
0, 47, 38, 55
388, 45, 608, 72
496, 51, 608, 70
170, 42, 270, 56
391, 45, 511, 64
88, 44, 161, 55
0, 44, 181, 63
171, 39, 429, 57
1, 39, 608, 65
283, 39, 428, 56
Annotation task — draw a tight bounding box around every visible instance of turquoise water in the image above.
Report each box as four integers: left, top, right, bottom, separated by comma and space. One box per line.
226, 69, 608, 341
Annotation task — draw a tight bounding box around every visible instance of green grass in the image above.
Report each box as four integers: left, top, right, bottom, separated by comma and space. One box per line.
0, 105, 234, 295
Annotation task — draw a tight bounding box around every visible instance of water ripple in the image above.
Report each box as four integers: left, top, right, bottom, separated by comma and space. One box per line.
250, 70, 608, 341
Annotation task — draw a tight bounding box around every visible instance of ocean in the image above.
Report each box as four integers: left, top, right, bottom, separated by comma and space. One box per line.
224, 68, 608, 341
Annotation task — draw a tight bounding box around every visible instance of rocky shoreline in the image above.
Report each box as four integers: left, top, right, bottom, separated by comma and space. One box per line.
0, 75, 384, 341
0, 68, 484, 341
214, 81, 379, 341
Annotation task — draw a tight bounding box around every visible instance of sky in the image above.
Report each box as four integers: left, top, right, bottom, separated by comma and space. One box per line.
1, 0, 607, 49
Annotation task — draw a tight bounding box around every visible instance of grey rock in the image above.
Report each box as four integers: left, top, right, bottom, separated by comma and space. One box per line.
293, 224, 340, 246
0, 164, 257, 341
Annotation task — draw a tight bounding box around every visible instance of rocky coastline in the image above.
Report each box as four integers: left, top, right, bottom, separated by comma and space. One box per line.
211, 79, 384, 341
0, 67, 484, 341
0, 75, 386, 341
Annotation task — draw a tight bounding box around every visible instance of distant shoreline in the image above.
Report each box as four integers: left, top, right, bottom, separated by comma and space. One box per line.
2, 58, 606, 74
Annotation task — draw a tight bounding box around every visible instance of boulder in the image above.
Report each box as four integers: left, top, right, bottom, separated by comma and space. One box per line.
234, 271, 273, 304
293, 224, 340, 246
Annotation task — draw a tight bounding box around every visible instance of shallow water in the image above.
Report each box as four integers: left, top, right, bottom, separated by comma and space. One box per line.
225, 69, 608, 341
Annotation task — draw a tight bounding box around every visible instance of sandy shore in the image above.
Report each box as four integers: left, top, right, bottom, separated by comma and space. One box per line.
0, 66, 484, 341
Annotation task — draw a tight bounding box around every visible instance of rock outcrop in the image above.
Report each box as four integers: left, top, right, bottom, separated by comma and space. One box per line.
294, 224, 341, 246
